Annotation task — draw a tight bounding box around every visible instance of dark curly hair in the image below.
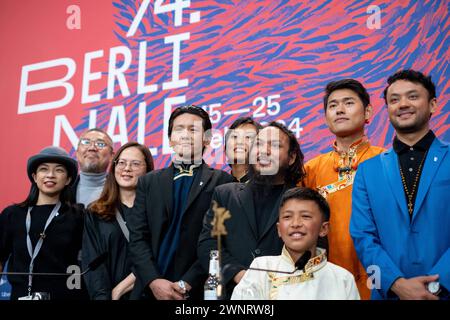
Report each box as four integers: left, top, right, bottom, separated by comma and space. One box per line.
266, 121, 305, 186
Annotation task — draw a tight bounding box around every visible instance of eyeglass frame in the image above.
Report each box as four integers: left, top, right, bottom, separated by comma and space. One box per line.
114, 159, 145, 170
78, 138, 110, 149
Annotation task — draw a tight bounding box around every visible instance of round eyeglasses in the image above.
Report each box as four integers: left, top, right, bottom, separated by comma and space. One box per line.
79, 138, 109, 149
115, 159, 145, 170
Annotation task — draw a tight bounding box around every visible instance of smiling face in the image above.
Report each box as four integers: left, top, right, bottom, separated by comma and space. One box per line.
114, 146, 147, 191
225, 123, 258, 165
169, 113, 210, 163
76, 130, 113, 173
277, 199, 329, 262
325, 88, 372, 139
32, 162, 71, 198
249, 126, 294, 178
386, 79, 436, 135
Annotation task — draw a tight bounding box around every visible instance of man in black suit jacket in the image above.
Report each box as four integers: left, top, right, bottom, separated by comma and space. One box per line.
128, 105, 233, 300
198, 121, 306, 298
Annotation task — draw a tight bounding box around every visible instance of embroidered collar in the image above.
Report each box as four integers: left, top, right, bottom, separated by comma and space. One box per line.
268, 247, 327, 300
332, 135, 369, 155
280, 246, 327, 274
173, 162, 202, 177
332, 136, 370, 175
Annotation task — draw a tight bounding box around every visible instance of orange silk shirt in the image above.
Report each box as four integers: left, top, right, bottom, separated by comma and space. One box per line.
301, 140, 385, 300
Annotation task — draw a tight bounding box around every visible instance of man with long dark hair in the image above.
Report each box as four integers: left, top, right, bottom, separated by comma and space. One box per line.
198, 121, 306, 299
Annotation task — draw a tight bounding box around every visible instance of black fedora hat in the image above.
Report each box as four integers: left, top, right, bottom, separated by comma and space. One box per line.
27, 146, 78, 185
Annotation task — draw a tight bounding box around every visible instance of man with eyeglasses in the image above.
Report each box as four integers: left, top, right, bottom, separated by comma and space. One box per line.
74, 128, 114, 206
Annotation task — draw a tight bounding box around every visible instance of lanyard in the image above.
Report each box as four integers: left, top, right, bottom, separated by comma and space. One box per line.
25, 202, 61, 295
115, 210, 129, 242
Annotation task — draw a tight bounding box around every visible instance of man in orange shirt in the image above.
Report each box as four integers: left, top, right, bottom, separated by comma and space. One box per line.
302, 79, 384, 299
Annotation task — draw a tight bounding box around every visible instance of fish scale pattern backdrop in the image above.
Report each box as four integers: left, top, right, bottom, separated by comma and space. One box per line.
0, 0, 449, 299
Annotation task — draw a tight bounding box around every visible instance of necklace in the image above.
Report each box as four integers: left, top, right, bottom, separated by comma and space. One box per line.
399, 152, 427, 216
333, 136, 369, 177
318, 137, 372, 198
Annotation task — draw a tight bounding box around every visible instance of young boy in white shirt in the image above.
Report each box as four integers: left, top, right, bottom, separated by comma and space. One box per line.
231, 187, 360, 300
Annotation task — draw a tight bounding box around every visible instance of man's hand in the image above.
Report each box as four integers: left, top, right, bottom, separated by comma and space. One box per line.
391, 275, 439, 300
233, 270, 246, 284
149, 279, 185, 300
111, 286, 122, 300
172, 281, 192, 299
112, 273, 136, 300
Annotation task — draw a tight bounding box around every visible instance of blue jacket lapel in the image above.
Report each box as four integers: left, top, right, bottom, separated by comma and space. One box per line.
381, 149, 409, 217
412, 139, 448, 222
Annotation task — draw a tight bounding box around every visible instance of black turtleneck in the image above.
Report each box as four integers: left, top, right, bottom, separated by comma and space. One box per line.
250, 183, 285, 237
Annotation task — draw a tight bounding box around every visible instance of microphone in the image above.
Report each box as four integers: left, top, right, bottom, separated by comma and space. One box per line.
246, 250, 312, 274
294, 250, 312, 271
0, 252, 108, 277
83, 252, 108, 275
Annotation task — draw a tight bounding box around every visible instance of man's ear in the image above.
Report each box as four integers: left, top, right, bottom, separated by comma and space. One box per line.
32, 173, 37, 184
429, 98, 437, 115
365, 104, 373, 122
319, 221, 329, 238
203, 135, 211, 148
65, 176, 72, 186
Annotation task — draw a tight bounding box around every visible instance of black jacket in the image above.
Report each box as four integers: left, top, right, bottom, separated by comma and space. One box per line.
0, 203, 88, 300
69, 175, 80, 204
82, 204, 133, 300
197, 182, 289, 298
127, 163, 233, 299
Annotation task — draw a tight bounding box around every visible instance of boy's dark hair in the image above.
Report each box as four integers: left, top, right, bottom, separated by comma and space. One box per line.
323, 79, 370, 110
279, 187, 330, 221
168, 105, 212, 138
224, 117, 262, 151
266, 121, 306, 186
383, 69, 436, 104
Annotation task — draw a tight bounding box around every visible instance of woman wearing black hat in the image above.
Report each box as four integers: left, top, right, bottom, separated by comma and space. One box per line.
0, 146, 86, 300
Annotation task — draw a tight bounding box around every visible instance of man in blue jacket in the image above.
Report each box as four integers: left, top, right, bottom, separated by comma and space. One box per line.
350, 69, 449, 300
